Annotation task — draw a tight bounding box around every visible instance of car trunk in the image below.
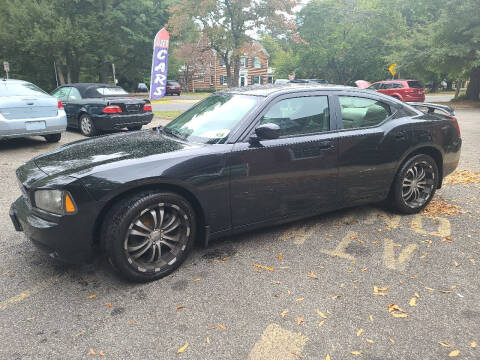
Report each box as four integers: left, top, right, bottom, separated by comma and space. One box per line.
105, 97, 146, 114
0, 95, 58, 120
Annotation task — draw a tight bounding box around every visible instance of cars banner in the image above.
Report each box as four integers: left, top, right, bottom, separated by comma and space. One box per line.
150, 28, 170, 100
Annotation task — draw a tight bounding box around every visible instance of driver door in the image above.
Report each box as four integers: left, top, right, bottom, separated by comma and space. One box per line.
229, 92, 339, 228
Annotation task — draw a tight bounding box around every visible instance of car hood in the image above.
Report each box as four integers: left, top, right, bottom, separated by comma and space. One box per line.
33, 130, 200, 178
355, 80, 371, 89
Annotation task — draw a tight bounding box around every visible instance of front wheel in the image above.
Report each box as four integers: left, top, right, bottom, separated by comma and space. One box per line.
391, 154, 438, 214
102, 191, 196, 282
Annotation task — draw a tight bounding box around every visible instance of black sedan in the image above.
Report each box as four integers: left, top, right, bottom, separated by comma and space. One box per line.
10, 85, 461, 282
51, 83, 153, 136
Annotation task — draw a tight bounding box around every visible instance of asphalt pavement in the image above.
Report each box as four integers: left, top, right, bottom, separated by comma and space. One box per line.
0, 106, 478, 359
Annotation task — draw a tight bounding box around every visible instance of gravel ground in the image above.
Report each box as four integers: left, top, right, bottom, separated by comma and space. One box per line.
0, 109, 478, 359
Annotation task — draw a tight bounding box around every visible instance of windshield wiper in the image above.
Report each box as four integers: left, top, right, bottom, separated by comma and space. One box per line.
160, 126, 186, 140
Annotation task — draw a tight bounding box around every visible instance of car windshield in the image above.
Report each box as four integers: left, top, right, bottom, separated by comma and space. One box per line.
163, 94, 260, 144
0, 82, 48, 97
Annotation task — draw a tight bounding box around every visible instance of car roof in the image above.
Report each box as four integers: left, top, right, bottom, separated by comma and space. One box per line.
57, 83, 124, 97
0, 79, 30, 84
219, 83, 354, 97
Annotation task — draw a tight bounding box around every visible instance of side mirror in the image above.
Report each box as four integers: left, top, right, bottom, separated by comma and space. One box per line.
254, 123, 281, 140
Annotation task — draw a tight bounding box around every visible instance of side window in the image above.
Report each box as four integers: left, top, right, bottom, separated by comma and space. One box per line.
381, 83, 394, 89
259, 96, 330, 137
392, 83, 403, 89
368, 83, 381, 90
339, 96, 391, 129
67, 88, 82, 101
52, 87, 70, 101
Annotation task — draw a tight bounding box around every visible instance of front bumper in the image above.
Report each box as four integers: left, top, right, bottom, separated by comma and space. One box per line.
91, 112, 153, 131
0, 111, 67, 139
10, 196, 96, 264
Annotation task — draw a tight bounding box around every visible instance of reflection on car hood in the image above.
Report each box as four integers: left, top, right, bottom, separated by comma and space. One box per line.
33, 130, 200, 177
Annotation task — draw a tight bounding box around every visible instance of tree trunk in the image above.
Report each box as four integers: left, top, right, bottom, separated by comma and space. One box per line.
54, 57, 66, 85
466, 67, 480, 101
454, 79, 461, 99
232, 55, 240, 88
430, 81, 439, 93
446, 80, 453, 91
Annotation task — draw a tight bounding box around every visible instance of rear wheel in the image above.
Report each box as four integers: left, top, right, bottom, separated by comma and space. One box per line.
127, 125, 142, 131
44, 133, 61, 143
79, 114, 97, 137
391, 154, 438, 214
102, 191, 196, 282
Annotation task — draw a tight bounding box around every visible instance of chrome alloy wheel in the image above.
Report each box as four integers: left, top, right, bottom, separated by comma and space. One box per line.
124, 203, 190, 272
80, 116, 92, 135
402, 161, 435, 208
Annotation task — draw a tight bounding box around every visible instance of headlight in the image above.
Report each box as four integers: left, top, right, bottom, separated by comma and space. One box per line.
34, 190, 77, 215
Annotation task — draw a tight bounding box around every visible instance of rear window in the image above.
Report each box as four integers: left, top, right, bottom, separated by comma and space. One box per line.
167, 81, 179, 86
0, 82, 47, 97
407, 81, 423, 88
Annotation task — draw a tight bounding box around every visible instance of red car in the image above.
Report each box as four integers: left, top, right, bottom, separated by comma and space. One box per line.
356, 80, 425, 102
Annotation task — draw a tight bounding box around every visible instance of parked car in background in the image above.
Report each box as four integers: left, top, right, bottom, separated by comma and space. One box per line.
274, 79, 290, 85
356, 80, 425, 102
51, 83, 153, 137
136, 83, 149, 92
0, 79, 66, 142
166, 80, 181, 96
307, 79, 329, 84
10, 85, 461, 282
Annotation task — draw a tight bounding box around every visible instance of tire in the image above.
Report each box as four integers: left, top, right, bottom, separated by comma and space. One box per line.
79, 114, 97, 137
390, 154, 438, 214
127, 125, 142, 131
44, 133, 61, 143
102, 191, 196, 282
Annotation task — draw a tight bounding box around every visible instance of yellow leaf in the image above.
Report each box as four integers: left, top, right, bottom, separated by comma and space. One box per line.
278, 253, 283, 261
448, 349, 460, 357
389, 338, 395, 344
175, 306, 185, 312
471, 341, 477, 348
356, 329, 364, 337
177, 342, 189, 354
193, 278, 200, 282
87, 294, 97, 299
366, 339, 374, 344
361, 267, 368, 272
253, 263, 274, 272
75, 331, 86, 337
374, 286, 390, 292
388, 304, 408, 318
331, 295, 341, 300
326, 354, 331, 360
453, 260, 460, 267
297, 317, 304, 325
424, 286, 435, 291
439, 342, 453, 348
296, 297, 305, 302
318, 320, 326, 327
307, 271, 318, 279
369, 315, 374, 322
351, 351, 362, 355
99, 350, 105, 356
104, 303, 113, 307
89, 348, 96, 355
206, 337, 210, 344
409, 298, 416, 307
316, 310, 328, 319
281, 309, 289, 318
414, 292, 420, 298
218, 324, 227, 330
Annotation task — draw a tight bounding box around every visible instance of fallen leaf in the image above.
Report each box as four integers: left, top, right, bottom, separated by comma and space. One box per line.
297, 317, 304, 325
87, 294, 97, 299
316, 310, 328, 319
177, 342, 189, 354
366, 339, 374, 344
281, 309, 289, 318
361, 267, 368, 272
351, 350, 362, 355
89, 348, 96, 355
409, 298, 417, 307
388, 304, 408, 318
296, 297, 305, 302
373, 285, 389, 296
99, 350, 105, 356
193, 278, 200, 282
369, 315, 374, 322
209, 326, 216, 330
253, 263, 274, 272
414, 292, 420, 298
278, 253, 283, 261
104, 303, 113, 307
326, 354, 331, 360
331, 295, 341, 300
318, 320, 326, 327
175, 306, 185, 312
357, 328, 364, 337
439, 342, 453, 348
26, 317, 35, 321
420, 253, 427, 259
272, 281, 281, 285
453, 261, 460, 267
2, 270, 11, 276
424, 286, 435, 291
128, 320, 136, 325
75, 331, 86, 337
471, 341, 477, 348
307, 271, 318, 279
439, 290, 453, 294
206, 337, 210, 344
389, 338, 395, 344
448, 349, 460, 357
218, 324, 227, 330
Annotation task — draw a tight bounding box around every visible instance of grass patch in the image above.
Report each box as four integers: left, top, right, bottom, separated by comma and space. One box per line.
153, 110, 184, 119
181, 92, 210, 98
150, 98, 173, 104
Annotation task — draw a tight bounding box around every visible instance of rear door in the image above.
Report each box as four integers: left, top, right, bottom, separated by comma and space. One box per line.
229, 92, 339, 228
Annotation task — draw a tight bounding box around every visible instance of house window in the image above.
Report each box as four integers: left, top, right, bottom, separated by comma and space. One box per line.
240, 57, 247, 67
219, 57, 226, 67
210, 75, 214, 86
251, 76, 264, 85
267, 76, 274, 84
220, 75, 228, 85
254, 56, 261, 68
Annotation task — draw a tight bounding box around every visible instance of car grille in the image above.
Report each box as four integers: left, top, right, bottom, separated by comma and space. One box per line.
125, 104, 141, 113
